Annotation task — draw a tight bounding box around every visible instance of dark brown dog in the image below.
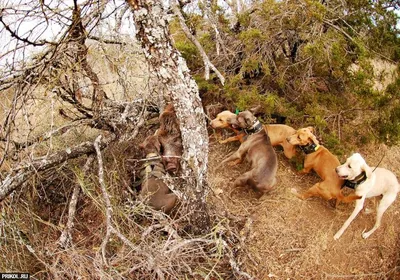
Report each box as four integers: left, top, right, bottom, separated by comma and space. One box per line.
218, 111, 278, 194
139, 134, 177, 214
210, 110, 296, 159
286, 127, 360, 206
156, 103, 183, 175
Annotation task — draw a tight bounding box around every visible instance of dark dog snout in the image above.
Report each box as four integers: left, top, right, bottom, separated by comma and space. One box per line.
166, 163, 177, 174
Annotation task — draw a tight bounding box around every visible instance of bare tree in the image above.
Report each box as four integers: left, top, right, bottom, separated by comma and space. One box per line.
0, 1, 255, 278
127, 0, 211, 234
0, 0, 144, 200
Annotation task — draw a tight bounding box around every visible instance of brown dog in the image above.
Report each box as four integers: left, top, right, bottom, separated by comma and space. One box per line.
138, 134, 177, 214
156, 103, 183, 175
210, 110, 296, 159
218, 111, 278, 194
286, 127, 360, 206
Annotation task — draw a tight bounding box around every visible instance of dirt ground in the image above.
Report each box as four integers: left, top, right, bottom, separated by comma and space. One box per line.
207, 134, 400, 279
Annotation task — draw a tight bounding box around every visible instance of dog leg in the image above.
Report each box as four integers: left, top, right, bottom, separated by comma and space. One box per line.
334, 197, 365, 240
362, 194, 396, 239
217, 151, 243, 169
298, 158, 314, 174
233, 173, 250, 188
291, 183, 320, 200
282, 141, 295, 159
332, 192, 361, 208
340, 193, 362, 205
216, 151, 235, 169
219, 144, 248, 168
219, 135, 241, 144
161, 194, 178, 214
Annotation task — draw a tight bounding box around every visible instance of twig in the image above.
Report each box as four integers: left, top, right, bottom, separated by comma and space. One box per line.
58, 155, 95, 248
94, 135, 141, 266
0, 134, 115, 201
94, 135, 113, 267
172, 0, 225, 85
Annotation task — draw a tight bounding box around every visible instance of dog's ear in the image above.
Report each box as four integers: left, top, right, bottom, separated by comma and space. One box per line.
249, 105, 262, 115
226, 115, 238, 126
152, 135, 161, 153
361, 162, 373, 178
309, 132, 320, 145
239, 111, 254, 127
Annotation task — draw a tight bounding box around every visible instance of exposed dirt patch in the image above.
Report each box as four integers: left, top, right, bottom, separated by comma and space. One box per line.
208, 135, 400, 279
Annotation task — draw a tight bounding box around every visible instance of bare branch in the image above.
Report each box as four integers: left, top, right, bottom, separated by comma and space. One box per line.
172, 0, 225, 85
0, 15, 55, 46
94, 135, 112, 267
58, 154, 95, 249
0, 134, 115, 202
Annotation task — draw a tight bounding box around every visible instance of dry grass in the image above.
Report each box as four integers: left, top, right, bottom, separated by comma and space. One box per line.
1, 126, 400, 279
208, 136, 400, 279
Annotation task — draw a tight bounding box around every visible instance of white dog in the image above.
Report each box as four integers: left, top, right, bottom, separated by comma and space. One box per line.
334, 153, 399, 240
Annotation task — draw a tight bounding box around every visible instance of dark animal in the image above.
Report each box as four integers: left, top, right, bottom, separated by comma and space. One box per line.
218, 111, 278, 194
139, 134, 177, 214
210, 110, 297, 159
156, 103, 183, 175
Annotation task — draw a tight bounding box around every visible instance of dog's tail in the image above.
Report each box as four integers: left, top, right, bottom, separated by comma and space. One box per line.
340, 193, 362, 203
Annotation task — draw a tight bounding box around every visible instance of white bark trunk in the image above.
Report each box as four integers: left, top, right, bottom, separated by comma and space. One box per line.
127, 0, 210, 233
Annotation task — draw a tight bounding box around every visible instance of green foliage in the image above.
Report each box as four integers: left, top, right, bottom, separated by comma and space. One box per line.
375, 106, 400, 144
238, 28, 265, 53
321, 132, 344, 155
372, 73, 400, 144
194, 75, 221, 96
173, 0, 400, 146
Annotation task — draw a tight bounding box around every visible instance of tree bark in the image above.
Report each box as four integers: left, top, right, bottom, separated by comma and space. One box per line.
126, 0, 210, 234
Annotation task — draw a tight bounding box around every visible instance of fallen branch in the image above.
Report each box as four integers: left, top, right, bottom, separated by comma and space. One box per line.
0, 134, 115, 202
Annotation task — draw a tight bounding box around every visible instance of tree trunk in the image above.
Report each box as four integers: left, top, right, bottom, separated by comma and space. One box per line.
126, 0, 210, 234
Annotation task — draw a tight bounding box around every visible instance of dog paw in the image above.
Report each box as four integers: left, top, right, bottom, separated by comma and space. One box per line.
364, 207, 373, 214
218, 140, 228, 144
214, 188, 223, 195
361, 229, 371, 239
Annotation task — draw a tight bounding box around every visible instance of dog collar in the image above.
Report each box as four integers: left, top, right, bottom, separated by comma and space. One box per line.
299, 143, 320, 154
244, 120, 263, 135
342, 171, 367, 189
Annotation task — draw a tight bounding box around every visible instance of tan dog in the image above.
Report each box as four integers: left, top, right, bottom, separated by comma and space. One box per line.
210, 110, 297, 159
286, 127, 359, 206
218, 111, 278, 194
139, 135, 177, 214
210, 110, 247, 143
334, 153, 399, 239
